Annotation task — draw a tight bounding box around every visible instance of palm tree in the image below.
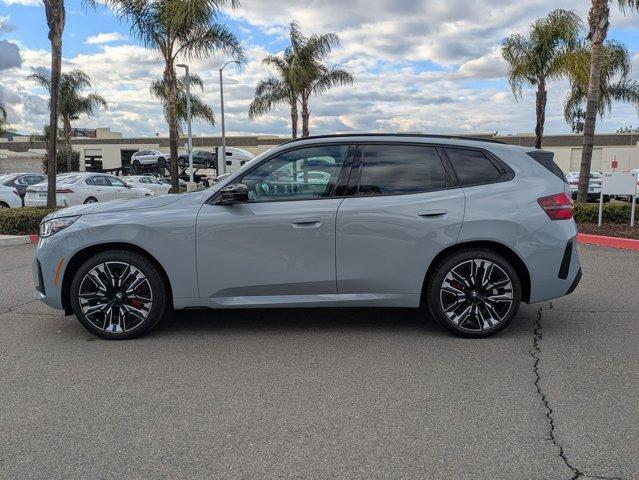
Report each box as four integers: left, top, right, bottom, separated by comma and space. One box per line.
501, 9, 581, 149
249, 50, 299, 138
42, 0, 95, 207
28, 69, 107, 172
564, 40, 639, 128
288, 23, 354, 137
108, 0, 244, 193
0, 104, 7, 135
150, 73, 215, 131
577, 0, 639, 202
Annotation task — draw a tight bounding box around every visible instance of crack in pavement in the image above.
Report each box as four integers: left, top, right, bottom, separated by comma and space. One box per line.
0, 299, 38, 316
530, 304, 626, 480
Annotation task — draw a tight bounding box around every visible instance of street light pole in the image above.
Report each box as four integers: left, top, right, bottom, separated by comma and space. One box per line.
219, 60, 239, 175
176, 63, 194, 184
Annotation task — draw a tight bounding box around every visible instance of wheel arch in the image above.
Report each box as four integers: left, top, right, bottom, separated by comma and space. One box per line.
421, 240, 531, 304
61, 242, 173, 314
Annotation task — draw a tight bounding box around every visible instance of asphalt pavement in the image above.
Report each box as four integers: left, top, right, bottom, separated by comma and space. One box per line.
0, 243, 636, 480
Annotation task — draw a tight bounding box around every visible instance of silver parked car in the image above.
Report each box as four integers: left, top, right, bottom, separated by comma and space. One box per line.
33, 134, 581, 339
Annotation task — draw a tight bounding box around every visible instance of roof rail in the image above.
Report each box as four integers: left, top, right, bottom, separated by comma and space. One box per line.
279, 133, 506, 146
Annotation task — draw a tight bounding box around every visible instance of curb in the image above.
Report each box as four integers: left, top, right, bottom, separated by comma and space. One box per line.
577, 233, 639, 251
0, 234, 38, 247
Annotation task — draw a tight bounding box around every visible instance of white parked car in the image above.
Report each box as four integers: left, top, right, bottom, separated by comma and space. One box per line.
565, 171, 609, 202
123, 175, 172, 195
25, 172, 154, 207
130, 150, 169, 169
0, 172, 47, 208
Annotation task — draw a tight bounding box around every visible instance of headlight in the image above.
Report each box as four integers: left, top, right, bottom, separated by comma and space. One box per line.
39, 215, 80, 238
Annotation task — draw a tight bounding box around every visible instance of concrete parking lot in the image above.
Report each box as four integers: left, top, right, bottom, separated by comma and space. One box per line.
0, 243, 637, 479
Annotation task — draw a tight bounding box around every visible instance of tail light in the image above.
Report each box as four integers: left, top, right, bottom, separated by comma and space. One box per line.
569, 181, 578, 185
26, 188, 36, 193
538, 193, 573, 220
12, 189, 20, 197
55, 188, 74, 194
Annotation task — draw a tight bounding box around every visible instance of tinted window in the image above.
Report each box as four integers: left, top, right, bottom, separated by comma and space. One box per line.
240, 145, 348, 202
358, 145, 446, 196
26, 175, 46, 185
88, 176, 109, 186
445, 148, 503, 186
108, 177, 127, 187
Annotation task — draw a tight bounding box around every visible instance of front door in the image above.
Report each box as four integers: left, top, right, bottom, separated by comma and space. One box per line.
336, 143, 465, 301
196, 144, 352, 304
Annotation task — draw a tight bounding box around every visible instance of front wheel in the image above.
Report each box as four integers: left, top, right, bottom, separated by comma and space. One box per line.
70, 250, 169, 340
426, 249, 521, 338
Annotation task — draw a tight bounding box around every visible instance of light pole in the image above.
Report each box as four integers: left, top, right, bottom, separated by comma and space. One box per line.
219, 60, 239, 175
176, 63, 194, 184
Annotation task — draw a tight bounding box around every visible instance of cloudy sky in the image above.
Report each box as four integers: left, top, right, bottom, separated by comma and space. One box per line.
0, 0, 638, 138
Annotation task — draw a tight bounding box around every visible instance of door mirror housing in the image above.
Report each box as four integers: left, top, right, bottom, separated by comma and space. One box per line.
218, 183, 249, 204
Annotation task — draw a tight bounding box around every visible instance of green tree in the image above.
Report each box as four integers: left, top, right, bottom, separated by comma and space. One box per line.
501, 9, 581, 149
577, 0, 639, 202
0, 104, 7, 134
288, 23, 354, 137
28, 69, 107, 172
108, 0, 244, 193
564, 40, 639, 129
42, 0, 96, 207
150, 73, 215, 131
249, 50, 299, 138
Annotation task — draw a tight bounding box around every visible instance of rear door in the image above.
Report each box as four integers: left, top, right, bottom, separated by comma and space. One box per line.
86, 175, 114, 201
336, 143, 465, 299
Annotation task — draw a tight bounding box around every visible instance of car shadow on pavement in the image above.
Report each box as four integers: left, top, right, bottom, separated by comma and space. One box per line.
156, 307, 441, 337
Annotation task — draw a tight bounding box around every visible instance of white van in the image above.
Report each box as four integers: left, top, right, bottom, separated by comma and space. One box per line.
215, 147, 255, 175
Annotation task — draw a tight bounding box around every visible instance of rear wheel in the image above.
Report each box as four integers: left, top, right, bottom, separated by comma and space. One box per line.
0, 202, 9, 208
70, 250, 168, 340
426, 249, 521, 338
84, 197, 97, 204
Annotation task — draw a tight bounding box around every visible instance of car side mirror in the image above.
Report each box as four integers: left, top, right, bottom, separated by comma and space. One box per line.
218, 183, 248, 204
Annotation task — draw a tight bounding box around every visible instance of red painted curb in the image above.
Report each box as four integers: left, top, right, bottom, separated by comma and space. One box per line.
577, 233, 639, 251
29, 234, 39, 244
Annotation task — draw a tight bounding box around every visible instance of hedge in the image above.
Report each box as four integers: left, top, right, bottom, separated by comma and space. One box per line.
573, 202, 636, 224
0, 207, 57, 235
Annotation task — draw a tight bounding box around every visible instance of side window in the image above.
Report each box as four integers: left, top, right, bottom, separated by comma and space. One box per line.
445, 148, 504, 186
108, 177, 127, 187
139, 177, 150, 184
89, 176, 109, 186
27, 175, 45, 185
357, 144, 447, 196
15, 176, 29, 186
239, 145, 349, 202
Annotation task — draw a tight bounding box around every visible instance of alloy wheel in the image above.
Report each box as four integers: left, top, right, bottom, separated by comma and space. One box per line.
439, 259, 514, 331
78, 261, 153, 334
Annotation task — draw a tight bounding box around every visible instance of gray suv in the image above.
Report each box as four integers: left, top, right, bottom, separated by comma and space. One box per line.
33, 134, 581, 339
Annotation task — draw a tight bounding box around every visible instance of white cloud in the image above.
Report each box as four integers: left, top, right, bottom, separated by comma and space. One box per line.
0, 0, 40, 5
85, 32, 127, 45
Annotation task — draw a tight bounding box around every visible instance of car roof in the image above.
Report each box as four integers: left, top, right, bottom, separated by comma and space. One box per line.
279, 133, 506, 147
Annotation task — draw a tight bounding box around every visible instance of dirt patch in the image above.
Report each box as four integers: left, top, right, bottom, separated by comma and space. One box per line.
578, 222, 639, 240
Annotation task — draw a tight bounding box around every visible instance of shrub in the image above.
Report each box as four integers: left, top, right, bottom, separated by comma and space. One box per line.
42, 150, 80, 174
573, 202, 637, 224
0, 207, 57, 235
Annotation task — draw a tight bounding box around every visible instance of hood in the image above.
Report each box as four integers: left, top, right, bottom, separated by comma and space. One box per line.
51, 194, 183, 218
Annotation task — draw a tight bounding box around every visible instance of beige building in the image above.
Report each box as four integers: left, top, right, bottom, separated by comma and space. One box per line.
1, 128, 638, 174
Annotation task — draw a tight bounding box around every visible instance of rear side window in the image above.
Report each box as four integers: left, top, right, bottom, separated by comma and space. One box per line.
445, 148, 504, 186
358, 144, 447, 196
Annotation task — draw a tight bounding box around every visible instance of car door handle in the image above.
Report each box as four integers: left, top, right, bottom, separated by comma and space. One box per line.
417, 209, 448, 218
291, 217, 322, 228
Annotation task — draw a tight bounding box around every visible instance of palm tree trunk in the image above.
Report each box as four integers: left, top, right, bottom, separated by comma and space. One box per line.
63, 116, 73, 172
290, 99, 298, 139
44, 0, 65, 208
577, 0, 609, 203
534, 78, 547, 150
301, 93, 310, 138
164, 63, 180, 194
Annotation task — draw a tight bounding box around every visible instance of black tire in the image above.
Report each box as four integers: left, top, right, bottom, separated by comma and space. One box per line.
203, 160, 211, 169
426, 249, 521, 338
167, 188, 173, 194
84, 197, 98, 204
70, 250, 169, 340
158, 157, 166, 169
132, 159, 141, 174
0, 202, 9, 208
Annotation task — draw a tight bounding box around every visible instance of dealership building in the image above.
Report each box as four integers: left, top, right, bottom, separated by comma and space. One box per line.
1, 127, 638, 174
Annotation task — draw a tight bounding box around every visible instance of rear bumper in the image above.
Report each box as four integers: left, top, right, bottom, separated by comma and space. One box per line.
521, 220, 582, 303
